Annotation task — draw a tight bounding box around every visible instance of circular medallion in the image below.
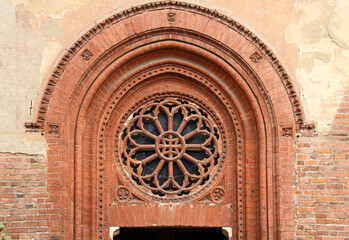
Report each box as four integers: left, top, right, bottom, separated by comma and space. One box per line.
118, 97, 224, 201
211, 187, 225, 203
116, 187, 131, 202
155, 131, 186, 162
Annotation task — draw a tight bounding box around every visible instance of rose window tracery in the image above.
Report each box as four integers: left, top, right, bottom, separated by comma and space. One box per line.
119, 98, 222, 197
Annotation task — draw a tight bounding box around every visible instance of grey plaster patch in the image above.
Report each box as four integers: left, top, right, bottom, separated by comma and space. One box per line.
302, 20, 327, 44
0, 133, 46, 155
40, 18, 62, 40
328, 6, 349, 50
301, 55, 314, 73
313, 52, 331, 63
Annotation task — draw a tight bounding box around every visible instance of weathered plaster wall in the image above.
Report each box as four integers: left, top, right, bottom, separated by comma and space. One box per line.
295, 0, 349, 133
0, 1, 348, 147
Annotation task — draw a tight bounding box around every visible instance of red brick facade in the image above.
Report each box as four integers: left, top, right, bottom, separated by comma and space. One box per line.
0, 154, 54, 239
0, 2, 347, 240
296, 88, 349, 240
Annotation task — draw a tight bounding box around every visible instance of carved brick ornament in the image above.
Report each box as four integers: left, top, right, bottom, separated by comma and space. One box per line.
119, 98, 223, 199
211, 187, 225, 203
282, 127, 293, 137
48, 124, 59, 135
249, 51, 262, 63
80, 49, 93, 61
167, 12, 176, 22
116, 187, 131, 202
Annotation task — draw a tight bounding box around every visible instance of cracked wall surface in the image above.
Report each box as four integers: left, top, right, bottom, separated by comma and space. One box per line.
0, 0, 348, 149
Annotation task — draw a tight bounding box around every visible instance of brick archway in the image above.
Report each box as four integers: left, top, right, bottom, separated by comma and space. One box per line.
27, 2, 303, 239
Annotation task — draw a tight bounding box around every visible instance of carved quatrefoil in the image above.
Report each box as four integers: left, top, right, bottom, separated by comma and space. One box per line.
119, 99, 222, 197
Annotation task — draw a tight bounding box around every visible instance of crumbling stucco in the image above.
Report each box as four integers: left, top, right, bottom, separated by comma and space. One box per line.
295, 0, 349, 133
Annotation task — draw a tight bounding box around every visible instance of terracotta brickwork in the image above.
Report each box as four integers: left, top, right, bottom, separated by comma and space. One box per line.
296, 88, 349, 240
0, 154, 57, 239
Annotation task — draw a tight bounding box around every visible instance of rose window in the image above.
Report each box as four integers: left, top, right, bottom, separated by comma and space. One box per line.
120, 99, 221, 196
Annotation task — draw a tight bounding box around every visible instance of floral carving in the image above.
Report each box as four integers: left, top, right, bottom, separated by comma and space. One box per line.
211, 187, 225, 203
117, 187, 131, 201
120, 99, 221, 196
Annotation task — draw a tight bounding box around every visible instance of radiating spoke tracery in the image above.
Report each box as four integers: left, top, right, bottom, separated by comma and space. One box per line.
121, 99, 220, 196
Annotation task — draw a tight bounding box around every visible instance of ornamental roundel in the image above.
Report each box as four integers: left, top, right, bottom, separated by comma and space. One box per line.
117, 96, 225, 201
